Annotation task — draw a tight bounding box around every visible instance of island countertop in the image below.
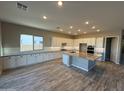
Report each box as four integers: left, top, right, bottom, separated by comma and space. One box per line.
63, 51, 102, 61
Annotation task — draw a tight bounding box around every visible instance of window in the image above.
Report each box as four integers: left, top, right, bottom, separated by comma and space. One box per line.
20, 34, 33, 51
20, 34, 44, 51
34, 36, 43, 50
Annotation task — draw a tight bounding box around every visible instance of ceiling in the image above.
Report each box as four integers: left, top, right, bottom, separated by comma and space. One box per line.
0, 1, 124, 35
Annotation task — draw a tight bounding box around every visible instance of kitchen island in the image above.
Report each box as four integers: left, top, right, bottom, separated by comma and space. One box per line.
62, 51, 101, 72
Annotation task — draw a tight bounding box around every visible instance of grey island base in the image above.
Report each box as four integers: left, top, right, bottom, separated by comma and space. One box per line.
62, 52, 101, 72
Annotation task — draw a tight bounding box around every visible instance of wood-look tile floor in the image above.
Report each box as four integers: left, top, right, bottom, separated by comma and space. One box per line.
0, 59, 124, 91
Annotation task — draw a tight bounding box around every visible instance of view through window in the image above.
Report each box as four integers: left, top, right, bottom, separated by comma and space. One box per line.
20, 34, 33, 51
20, 34, 43, 51
34, 36, 43, 50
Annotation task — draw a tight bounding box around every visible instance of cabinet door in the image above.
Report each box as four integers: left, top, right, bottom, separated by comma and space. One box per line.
86, 38, 91, 45
89, 38, 96, 46
96, 37, 104, 48
27, 54, 36, 65
83, 38, 88, 43
43, 53, 46, 61
74, 39, 80, 48
36, 54, 40, 63
39, 53, 43, 63
3, 56, 17, 69
51, 52, 55, 59
45, 53, 50, 61
33, 54, 38, 63
62, 54, 70, 66
3, 57, 10, 69
48, 53, 52, 60
16, 55, 27, 67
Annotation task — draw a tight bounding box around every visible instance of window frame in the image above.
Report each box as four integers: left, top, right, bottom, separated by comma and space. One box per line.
20, 34, 44, 52
20, 34, 34, 52
33, 35, 44, 50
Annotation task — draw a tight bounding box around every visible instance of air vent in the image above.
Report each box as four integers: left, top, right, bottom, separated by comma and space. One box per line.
56, 27, 60, 29
17, 2, 28, 11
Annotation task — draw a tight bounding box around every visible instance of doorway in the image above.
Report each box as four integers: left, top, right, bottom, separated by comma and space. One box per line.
105, 36, 118, 63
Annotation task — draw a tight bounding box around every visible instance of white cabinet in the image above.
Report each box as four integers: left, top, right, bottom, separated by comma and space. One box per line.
36, 54, 42, 63
83, 38, 95, 46
34, 54, 39, 63
3, 56, 17, 69
27, 54, 36, 65
39, 53, 44, 63
3, 52, 62, 70
48, 53, 53, 60
3, 55, 27, 69
52, 37, 61, 47
74, 38, 96, 49
51, 53, 56, 60
74, 39, 82, 49
43, 53, 48, 62
96, 37, 104, 48
82, 38, 87, 43
62, 54, 70, 67
52, 37, 73, 50
16, 55, 27, 67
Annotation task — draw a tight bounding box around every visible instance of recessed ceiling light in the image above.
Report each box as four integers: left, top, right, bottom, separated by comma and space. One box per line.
43, 16, 47, 19
92, 26, 95, 29
70, 26, 73, 29
83, 32, 87, 34
58, 1, 63, 7
78, 29, 81, 32
60, 29, 63, 31
96, 29, 100, 32
85, 21, 89, 25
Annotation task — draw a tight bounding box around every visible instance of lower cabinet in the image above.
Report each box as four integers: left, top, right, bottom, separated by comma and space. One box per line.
16, 55, 27, 67
0, 52, 61, 69
3, 56, 16, 69
62, 54, 70, 67
36, 54, 42, 63
3, 52, 62, 70
27, 54, 36, 65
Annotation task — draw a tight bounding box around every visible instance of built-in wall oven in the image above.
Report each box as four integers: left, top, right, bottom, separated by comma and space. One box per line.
87, 45, 94, 54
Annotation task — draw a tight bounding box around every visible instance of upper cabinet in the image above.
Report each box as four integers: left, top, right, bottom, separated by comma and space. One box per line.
74, 39, 81, 47
74, 38, 96, 47
85, 38, 96, 46
95, 37, 104, 48
52, 37, 73, 47
74, 37, 104, 49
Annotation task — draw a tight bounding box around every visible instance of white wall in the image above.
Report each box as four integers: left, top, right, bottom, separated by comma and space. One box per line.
110, 37, 118, 64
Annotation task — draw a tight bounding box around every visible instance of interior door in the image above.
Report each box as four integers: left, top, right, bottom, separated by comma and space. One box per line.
105, 38, 112, 61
